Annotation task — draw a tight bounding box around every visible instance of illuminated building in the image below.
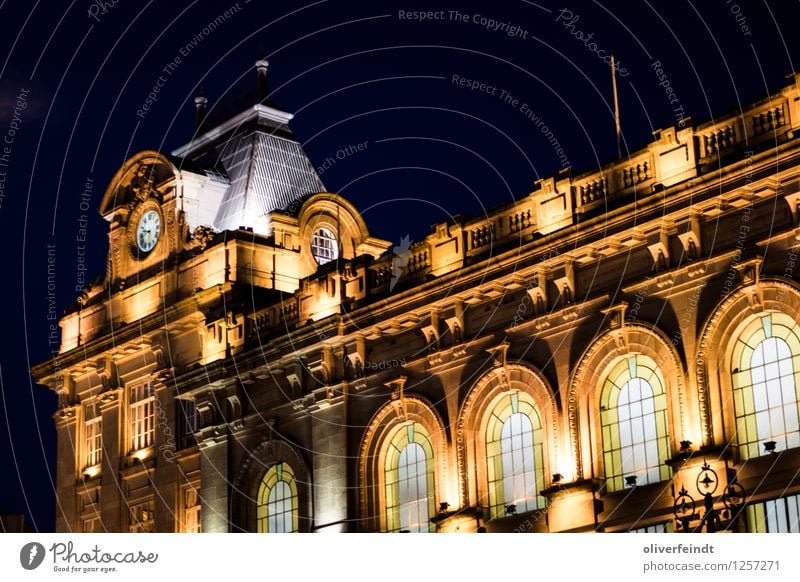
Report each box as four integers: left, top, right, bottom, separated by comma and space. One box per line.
32, 63, 800, 533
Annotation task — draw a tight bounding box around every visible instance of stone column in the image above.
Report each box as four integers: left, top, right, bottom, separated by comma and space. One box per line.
99, 388, 123, 532
54, 405, 78, 532
152, 382, 178, 532
310, 393, 348, 532
198, 430, 230, 532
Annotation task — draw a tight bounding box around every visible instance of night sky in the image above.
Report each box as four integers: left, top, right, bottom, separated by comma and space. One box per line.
1, 0, 799, 532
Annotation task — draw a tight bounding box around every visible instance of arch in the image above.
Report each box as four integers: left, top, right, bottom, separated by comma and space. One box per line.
256, 462, 299, 533
567, 323, 686, 482
99, 151, 179, 217
230, 437, 311, 532
456, 362, 559, 511
599, 354, 671, 491
297, 193, 390, 274
696, 279, 800, 453
358, 395, 449, 532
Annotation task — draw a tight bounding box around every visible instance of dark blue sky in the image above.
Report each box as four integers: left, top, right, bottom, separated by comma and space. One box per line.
1, 0, 799, 531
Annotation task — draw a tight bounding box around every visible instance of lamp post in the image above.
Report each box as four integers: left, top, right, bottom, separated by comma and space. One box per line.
673, 461, 746, 532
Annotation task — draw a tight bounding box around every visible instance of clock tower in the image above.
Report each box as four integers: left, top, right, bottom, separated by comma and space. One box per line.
99, 151, 183, 288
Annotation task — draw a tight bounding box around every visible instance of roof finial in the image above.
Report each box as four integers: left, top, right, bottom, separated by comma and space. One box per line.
256, 58, 269, 103
194, 86, 208, 130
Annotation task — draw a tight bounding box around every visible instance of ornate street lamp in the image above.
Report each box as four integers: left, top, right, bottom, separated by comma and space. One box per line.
672, 461, 746, 532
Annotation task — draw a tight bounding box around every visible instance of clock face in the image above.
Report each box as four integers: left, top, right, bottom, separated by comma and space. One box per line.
136, 209, 161, 253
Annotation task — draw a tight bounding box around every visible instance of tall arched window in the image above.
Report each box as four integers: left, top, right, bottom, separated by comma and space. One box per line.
600, 355, 670, 492
486, 392, 546, 518
732, 313, 800, 459
257, 462, 299, 533
384, 423, 435, 532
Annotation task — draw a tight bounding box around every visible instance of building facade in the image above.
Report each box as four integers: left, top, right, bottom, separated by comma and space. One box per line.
32, 65, 800, 533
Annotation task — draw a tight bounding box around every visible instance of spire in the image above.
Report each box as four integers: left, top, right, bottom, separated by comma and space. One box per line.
256, 58, 269, 103
194, 86, 208, 130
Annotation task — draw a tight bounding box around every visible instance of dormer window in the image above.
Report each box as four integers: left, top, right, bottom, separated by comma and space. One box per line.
311, 227, 338, 265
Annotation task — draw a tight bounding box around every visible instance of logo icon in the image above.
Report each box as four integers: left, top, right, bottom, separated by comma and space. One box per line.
390, 235, 412, 291
20, 542, 46, 570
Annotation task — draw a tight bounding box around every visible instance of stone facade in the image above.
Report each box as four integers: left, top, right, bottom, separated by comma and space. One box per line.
31, 70, 800, 533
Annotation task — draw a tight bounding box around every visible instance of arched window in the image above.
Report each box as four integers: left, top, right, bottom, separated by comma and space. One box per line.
732, 313, 800, 459
311, 227, 338, 265
600, 355, 670, 492
384, 423, 435, 532
256, 462, 298, 533
486, 392, 546, 518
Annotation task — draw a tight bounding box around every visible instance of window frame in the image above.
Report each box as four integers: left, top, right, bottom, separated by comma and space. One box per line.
256, 462, 299, 533
731, 313, 800, 459
311, 226, 338, 265
128, 499, 155, 533
129, 381, 156, 453
84, 402, 102, 470
485, 392, 546, 519
746, 493, 800, 533
599, 354, 671, 492
384, 423, 436, 533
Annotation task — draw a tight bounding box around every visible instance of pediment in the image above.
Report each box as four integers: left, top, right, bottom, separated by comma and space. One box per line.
99, 151, 179, 218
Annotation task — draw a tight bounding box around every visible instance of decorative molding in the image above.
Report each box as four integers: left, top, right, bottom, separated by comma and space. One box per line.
733, 256, 763, 310
566, 323, 687, 481
455, 362, 559, 506
386, 376, 408, 421
694, 278, 800, 446
357, 395, 448, 531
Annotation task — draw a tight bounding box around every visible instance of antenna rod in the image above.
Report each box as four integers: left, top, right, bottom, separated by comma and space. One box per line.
611, 54, 622, 158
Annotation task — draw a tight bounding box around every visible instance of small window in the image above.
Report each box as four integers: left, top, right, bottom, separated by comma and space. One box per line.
84, 403, 102, 469
82, 517, 102, 533
181, 485, 201, 533
129, 382, 155, 452
129, 500, 155, 533
311, 227, 338, 265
